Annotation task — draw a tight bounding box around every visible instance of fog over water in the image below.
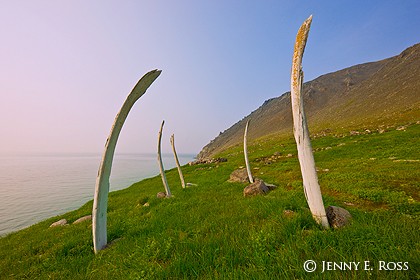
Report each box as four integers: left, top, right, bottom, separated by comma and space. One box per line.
0, 153, 194, 236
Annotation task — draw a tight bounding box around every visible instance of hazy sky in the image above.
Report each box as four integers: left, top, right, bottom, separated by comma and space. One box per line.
1, 1, 419, 155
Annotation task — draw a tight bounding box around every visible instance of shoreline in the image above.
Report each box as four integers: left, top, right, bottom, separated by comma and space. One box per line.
0, 153, 195, 237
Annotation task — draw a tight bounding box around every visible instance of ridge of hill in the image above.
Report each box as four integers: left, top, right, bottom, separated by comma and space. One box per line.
198, 43, 420, 159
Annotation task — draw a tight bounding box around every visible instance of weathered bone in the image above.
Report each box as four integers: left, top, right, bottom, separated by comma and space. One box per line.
92, 69, 162, 253
243, 120, 254, 183
157, 120, 172, 197
170, 134, 186, 188
290, 16, 329, 228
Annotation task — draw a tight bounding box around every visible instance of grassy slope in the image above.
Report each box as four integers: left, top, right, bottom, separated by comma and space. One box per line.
0, 123, 419, 279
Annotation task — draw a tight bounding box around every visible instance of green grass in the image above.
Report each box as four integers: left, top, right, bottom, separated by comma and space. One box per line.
0, 124, 419, 279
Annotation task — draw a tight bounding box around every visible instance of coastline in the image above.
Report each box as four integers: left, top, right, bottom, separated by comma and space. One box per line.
0, 153, 195, 236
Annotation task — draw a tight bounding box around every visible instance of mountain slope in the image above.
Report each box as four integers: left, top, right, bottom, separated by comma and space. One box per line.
198, 43, 420, 159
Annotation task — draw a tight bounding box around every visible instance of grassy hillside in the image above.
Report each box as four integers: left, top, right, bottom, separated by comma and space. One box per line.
198, 43, 420, 159
0, 122, 419, 279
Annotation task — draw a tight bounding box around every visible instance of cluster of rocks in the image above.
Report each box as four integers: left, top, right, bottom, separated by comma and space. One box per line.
189, 157, 228, 166
311, 128, 332, 139
311, 123, 416, 140
50, 215, 92, 227
227, 168, 276, 197
316, 167, 330, 172
349, 124, 411, 136
254, 152, 293, 165
313, 146, 333, 152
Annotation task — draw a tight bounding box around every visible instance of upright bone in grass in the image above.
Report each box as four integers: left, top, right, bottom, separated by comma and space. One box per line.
243, 120, 254, 183
92, 69, 162, 253
157, 120, 172, 197
290, 15, 329, 228
170, 134, 186, 188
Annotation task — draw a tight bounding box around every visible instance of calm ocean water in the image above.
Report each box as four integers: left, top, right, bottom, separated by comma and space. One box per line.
0, 153, 195, 236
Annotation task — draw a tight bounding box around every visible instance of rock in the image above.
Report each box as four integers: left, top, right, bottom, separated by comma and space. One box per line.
283, 210, 296, 218
157, 192, 167, 198
228, 168, 249, 183
189, 159, 207, 165
50, 219, 67, 227
104, 237, 122, 249
243, 179, 269, 197
316, 168, 330, 172
265, 183, 277, 190
326, 206, 352, 228
189, 157, 228, 165
73, 215, 92, 224
214, 157, 228, 163
396, 126, 406, 131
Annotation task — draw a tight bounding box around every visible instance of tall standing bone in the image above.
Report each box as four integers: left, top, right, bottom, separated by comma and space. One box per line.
170, 134, 186, 188
92, 69, 162, 253
290, 16, 329, 228
243, 120, 254, 183
157, 120, 172, 197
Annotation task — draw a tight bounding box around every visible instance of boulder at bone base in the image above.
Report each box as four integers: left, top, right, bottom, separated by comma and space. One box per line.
326, 206, 352, 228
157, 192, 167, 198
243, 179, 270, 197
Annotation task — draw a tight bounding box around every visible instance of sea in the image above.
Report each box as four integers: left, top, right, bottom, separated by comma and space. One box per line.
0, 153, 195, 236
